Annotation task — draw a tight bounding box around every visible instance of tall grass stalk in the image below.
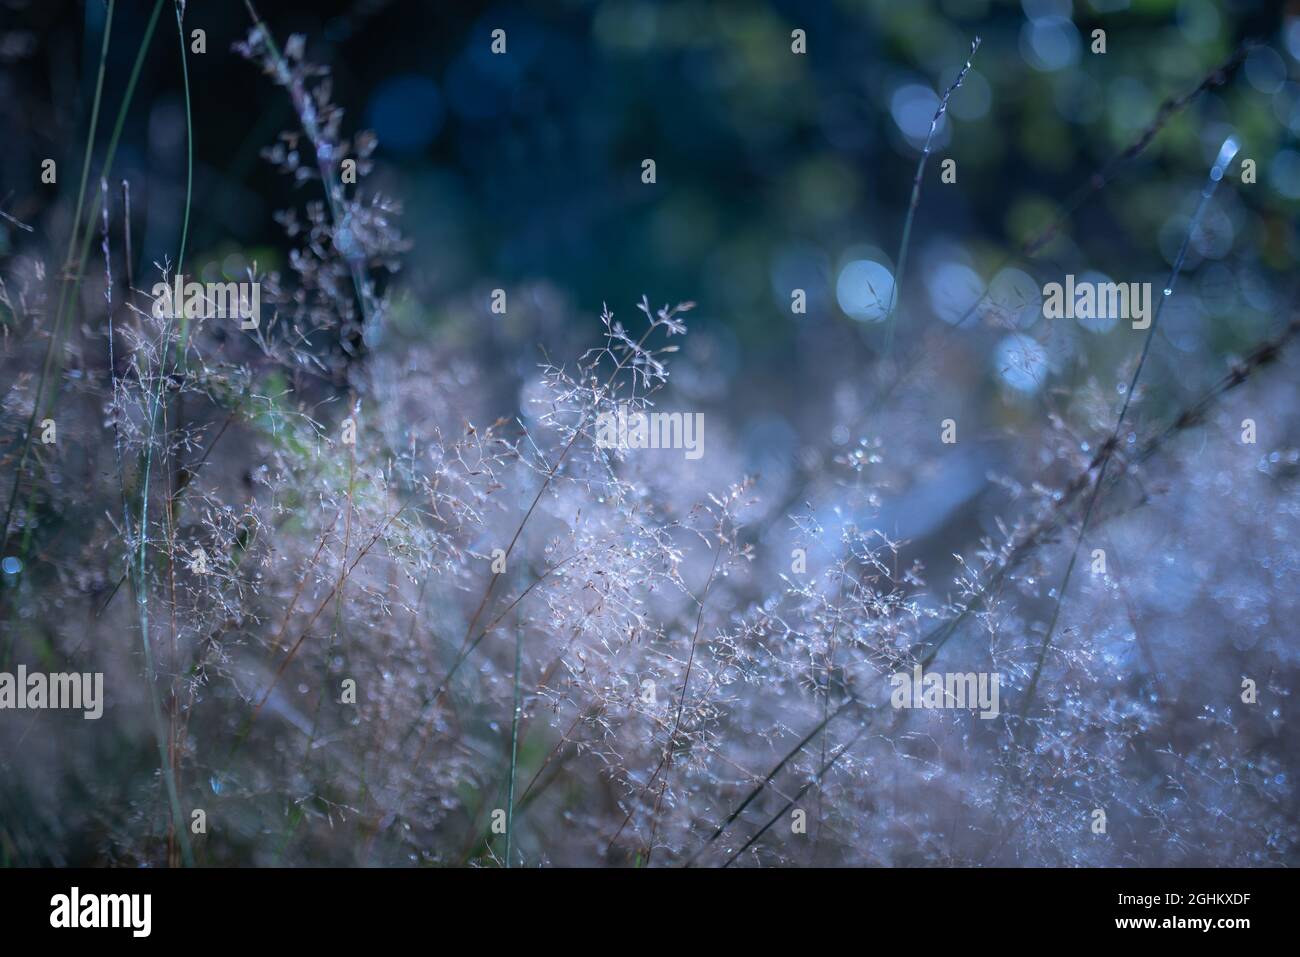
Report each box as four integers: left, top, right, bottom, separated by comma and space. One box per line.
1019, 133, 1242, 717
0, 0, 116, 557
132, 301, 195, 867
2, 0, 166, 559
882, 36, 980, 357
174, 0, 194, 352
505, 586, 524, 867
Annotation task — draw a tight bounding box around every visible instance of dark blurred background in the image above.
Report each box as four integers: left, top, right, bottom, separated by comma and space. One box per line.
3, 0, 1294, 358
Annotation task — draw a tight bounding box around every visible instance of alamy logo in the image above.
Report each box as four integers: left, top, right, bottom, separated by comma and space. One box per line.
890, 664, 1001, 719
594, 403, 704, 460
1042, 274, 1152, 329
151, 273, 260, 329
50, 887, 151, 937
0, 666, 103, 719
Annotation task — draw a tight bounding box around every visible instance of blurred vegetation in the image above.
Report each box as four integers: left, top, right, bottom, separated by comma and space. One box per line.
2, 0, 1292, 364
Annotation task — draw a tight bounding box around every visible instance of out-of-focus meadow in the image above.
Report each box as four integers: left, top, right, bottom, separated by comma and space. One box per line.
0, 0, 1297, 866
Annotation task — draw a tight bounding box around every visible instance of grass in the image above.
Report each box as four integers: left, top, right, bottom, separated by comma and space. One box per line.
883, 36, 981, 358
1019, 133, 1243, 721
0, 10, 1295, 870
